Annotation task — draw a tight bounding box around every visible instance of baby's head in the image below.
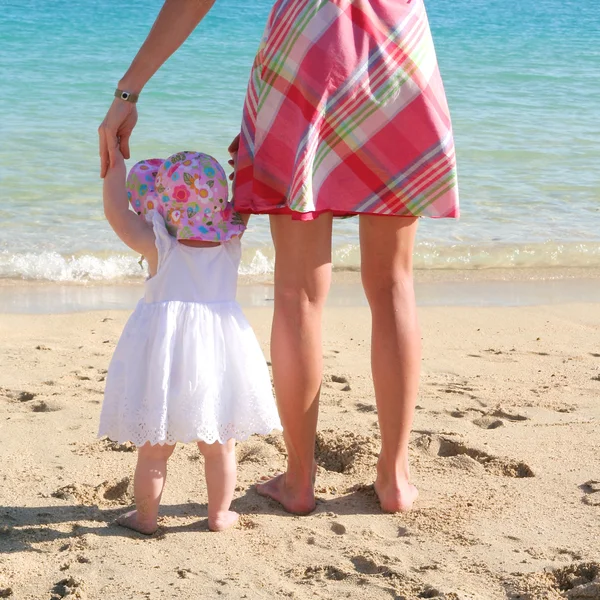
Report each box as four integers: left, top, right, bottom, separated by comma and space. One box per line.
126, 151, 245, 242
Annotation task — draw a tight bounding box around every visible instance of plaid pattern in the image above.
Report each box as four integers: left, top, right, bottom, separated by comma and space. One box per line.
234, 0, 459, 220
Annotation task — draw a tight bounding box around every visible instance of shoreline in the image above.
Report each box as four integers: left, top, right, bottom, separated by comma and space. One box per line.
0, 266, 598, 313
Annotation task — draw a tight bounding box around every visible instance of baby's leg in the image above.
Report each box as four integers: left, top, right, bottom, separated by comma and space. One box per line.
197, 439, 239, 531
117, 442, 176, 535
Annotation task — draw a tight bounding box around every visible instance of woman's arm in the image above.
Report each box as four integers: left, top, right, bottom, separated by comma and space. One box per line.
103, 148, 157, 263
99, 0, 217, 177
119, 0, 216, 95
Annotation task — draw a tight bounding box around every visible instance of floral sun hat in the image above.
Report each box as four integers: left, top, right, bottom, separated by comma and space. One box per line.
126, 151, 245, 242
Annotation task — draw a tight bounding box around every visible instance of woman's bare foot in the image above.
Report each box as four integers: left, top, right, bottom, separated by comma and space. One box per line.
208, 510, 239, 532
256, 473, 316, 515
115, 510, 158, 535
374, 479, 419, 513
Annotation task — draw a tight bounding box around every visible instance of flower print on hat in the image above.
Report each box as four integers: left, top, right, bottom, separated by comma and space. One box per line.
126, 152, 245, 242
172, 185, 190, 203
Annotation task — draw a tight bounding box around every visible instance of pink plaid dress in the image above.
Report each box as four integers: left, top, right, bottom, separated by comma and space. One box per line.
234, 0, 459, 220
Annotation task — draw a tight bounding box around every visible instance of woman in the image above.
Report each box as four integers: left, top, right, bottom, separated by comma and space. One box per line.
99, 0, 459, 514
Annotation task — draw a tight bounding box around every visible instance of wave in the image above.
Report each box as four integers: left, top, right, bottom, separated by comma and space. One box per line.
1, 241, 600, 282
0, 251, 144, 282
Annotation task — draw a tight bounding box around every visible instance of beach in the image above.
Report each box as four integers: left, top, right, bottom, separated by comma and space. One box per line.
2, 0, 600, 597
1, 271, 599, 600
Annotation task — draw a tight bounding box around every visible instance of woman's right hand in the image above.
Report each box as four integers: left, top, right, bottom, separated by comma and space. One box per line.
98, 98, 138, 178
228, 134, 240, 181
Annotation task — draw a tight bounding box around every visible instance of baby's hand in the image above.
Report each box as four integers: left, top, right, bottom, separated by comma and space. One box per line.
112, 140, 126, 164
105, 141, 126, 180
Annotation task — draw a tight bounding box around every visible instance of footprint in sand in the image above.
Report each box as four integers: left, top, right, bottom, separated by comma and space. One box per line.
176, 568, 195, 579
330, 522, 347, 535
315, 429, 378, 474
508, 562, 600, 600
450, 407, 528, 430
236, 441, 279, 464
0, 388, 36, 402
554, 548, 584, 562
101, 478, 133, 503
51, 576, 85, 600
479, 348, 518, 363
299, 565, 349, 581
52, 477, 133, 506
0, 388, 63, 412
31, 400, 61, 413
414, 434, 534, 478
472, 416, 505, 430
491, 408, 529, 422
263, 433, 287, 454
449, 408, 500, 428
101, 439, 136, 453
324, 374, 351, 392
355, 402, 377, 413
428, 380, 479, 401
418, 587, 450, 599
349, 553, 404, 580
348, 552, 454, 598
397, 526, 411, 538
581, 480, 600, 507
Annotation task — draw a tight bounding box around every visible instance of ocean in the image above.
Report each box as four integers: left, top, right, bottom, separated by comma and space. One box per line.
1, 0, 599, 282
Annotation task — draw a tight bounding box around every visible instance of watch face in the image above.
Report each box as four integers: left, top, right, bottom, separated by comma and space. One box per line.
121, 92, 130, 100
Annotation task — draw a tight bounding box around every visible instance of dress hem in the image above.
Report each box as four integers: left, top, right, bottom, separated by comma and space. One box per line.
97, 424, 283, 447
235, 206, 459, 221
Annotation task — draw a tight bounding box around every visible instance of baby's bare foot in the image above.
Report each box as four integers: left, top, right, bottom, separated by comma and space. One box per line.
115, 510, 158, 535
208, 510, 239, 532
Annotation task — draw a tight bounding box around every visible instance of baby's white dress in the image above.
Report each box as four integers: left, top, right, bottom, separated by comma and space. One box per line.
98, 212, 281, 446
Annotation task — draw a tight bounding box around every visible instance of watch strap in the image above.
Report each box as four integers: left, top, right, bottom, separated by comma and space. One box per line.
114, 88, 139, 103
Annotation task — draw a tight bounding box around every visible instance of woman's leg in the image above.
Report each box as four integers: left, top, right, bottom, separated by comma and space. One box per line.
117, 442, 176, 534
197, 439, 238, 531
359, 215, 420, 512
256, 213, 333, 514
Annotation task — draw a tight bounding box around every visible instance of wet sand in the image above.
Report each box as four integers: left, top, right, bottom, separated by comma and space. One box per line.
0, 267, 599, 313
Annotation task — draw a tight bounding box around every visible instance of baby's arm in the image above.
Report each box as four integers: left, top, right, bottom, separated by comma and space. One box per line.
103, 147, 157, 265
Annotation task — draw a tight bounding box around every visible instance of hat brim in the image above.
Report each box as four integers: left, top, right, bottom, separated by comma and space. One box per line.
164, 202, 246, 243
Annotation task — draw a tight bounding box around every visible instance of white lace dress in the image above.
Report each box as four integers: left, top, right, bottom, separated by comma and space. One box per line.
98, 212, 281, 446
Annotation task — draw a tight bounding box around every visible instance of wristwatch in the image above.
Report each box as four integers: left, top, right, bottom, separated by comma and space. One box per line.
114, 88, 139, 103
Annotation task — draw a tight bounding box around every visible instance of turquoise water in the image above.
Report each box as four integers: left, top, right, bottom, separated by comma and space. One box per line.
1, 0, 599, 281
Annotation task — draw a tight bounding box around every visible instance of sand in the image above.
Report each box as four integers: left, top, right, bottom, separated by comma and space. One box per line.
1, 300, 599, 599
